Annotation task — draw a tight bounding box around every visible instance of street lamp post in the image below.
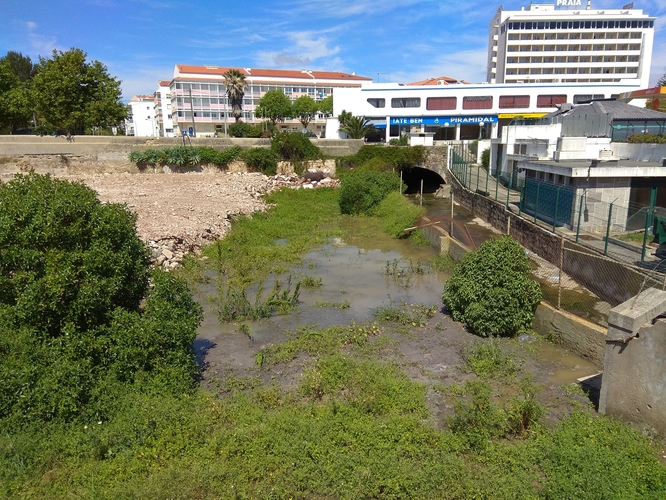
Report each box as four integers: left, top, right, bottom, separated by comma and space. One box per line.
224, 92, 228, 137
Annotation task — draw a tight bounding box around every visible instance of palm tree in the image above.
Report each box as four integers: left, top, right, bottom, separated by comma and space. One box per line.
339, 115, 376, 139
223, 69, 248, 122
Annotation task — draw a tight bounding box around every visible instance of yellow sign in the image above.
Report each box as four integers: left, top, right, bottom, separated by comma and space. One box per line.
498, 113, 548, 119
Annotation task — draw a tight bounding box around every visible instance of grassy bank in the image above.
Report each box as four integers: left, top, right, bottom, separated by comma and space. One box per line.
3, 187, 666, 498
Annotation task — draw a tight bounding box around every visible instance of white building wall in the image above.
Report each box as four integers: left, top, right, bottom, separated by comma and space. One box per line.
155, 84, 174, 137
488, 3, 655, 88
128, 97, 158, 137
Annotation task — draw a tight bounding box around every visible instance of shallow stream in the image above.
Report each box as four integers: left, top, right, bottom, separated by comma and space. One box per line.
194, 196, 601, 386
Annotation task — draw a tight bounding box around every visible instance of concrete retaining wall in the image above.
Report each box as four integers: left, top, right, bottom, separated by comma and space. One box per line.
533, 302, 606, 367
600, 288, 666, 435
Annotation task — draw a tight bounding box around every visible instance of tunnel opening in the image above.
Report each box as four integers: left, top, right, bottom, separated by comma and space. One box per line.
401, 167, 446, 194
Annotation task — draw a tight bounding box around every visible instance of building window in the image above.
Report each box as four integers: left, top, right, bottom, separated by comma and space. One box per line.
367, 98, 385, 108
573, 94, 604, 103
426, 96, 457, 110
462, 96, 492, 110
537, 94, 567, 107
499, 95, 530, 108
391, 98, 421, 108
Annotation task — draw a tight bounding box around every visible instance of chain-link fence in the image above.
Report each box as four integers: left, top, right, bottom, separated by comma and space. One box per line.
448, 146, 665, 269
447, 147, 666, 327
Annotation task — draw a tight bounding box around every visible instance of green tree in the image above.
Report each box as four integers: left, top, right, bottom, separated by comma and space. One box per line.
291, 95, 319, 129
338, 109, 352, 126
223, 69, 248, 123
318, 95, 333, 116
442, 236, 542, 337
658, 72, 666, 87
255, 89, 292, 126
32, 48, 126, 134
339, 115, 377, 139
0, 51, 35, 82
0, 60, 33, 133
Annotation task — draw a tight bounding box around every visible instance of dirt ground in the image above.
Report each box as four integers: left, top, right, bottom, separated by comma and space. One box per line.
54, 172, 273, 250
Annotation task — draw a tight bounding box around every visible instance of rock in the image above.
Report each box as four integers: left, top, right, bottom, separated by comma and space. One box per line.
156, 255, 167, 265
162, 248, 174, 260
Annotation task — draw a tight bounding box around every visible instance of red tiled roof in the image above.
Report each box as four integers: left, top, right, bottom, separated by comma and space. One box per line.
175, 65, 372, 81
407, 76, 469, 86
158, 80, 171, 86
130, 94, 155, 101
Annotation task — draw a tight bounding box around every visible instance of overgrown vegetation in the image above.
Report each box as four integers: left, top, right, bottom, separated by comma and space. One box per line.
338, 169, 401, 215
374, 191, 425, 238
481, 147, 490, 168
0, 173, 202, 427
339, 144, 428, 172
271, 131, 322, 162
2, 176, 666, 498
216, 278, 301, 322
443, 236, 542, 337
627, 133, 666, 144
462, 339, 520, 378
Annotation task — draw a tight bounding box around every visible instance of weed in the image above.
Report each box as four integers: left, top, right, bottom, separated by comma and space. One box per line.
222, 375, 261, 393
299, 276, 322, 288
217, 276, 300, 322
239, 324, 252, 342
506, 376, 544, 436
374, 301, 437, 327
313, 300, 351, 309
462, 339, 520, 379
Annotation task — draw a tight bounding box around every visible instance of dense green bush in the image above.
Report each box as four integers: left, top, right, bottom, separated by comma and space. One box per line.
228, 121, 265, 138
0, 174, 202, 424
338, 169, 401, 215
345, 144, 427, 170
271, 132, 322, 161
442, 236, 542, 337
374, 191, 425, 238
481, 148, 490, 168
240, 147, 279, 175
627, 133, 666, 144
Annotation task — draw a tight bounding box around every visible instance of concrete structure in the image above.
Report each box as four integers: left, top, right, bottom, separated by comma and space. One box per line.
168, 65, 371, 138
490, 100, 666, 232
155, 80, 174, 137
126, 94, 159, 137
486, 2, 655, 87
330, 82, 647, 143
600, 287, 666, 435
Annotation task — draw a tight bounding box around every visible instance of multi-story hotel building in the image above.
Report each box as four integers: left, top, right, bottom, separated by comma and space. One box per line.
486, 2, 655, 87
168, 65, 371, 137
154, 80, 174, 137
126, 94, 158, 137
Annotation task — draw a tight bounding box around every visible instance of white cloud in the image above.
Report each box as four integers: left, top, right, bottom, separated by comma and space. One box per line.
255, 31, 340, 69
25, 21, 59, 55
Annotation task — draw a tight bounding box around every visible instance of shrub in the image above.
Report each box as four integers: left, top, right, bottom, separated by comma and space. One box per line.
240, 147, 279, 175
128, 146, 241, 168
627, 133, 666, 144
0, 174, 202, 424
442, 236, 542, 337
374, 191, 425, 238
338, 169, 401, 215
481, 148, 490, 168
271, 132, 321, 161
462, 339, 519, 378
346, 144, 427, 170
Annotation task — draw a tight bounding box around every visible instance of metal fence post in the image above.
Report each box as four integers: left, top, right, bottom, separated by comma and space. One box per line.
641, 207, 651, 265
519, 183, 525, 216
495, 167, 499, 201
534, 183, 541, 224
476, 164, 480, 193
604, 202, 613, 256
575, 194, 584, 243
553, 186, 561, 233
506, 173, 511, 209
558, 236, 564, 310
485, 165, 490, 195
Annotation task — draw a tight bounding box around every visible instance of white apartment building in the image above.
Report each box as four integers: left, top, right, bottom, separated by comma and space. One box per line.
155, 80, 174, 137
169, 65, 372, 137
486, 2, 655, 87
126, 94, 159, 137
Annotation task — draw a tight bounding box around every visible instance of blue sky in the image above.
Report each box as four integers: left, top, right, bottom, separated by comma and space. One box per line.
1, 0, 665, 101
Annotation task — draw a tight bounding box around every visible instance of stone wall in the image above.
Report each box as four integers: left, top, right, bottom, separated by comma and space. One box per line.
600, 288, 666, 435
423, 146, 449, 179
0, 136, 363, 175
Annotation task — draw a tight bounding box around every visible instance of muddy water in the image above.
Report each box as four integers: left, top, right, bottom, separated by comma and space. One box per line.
194, 196, 601, 386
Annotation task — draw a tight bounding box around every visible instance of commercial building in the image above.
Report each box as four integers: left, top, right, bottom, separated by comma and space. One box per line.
329, 81, 647, 142
168, 65, 371, 137
486, 2, 655, 87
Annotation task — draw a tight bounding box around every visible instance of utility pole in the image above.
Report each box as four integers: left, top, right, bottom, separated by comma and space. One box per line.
188, 89, 197, 137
